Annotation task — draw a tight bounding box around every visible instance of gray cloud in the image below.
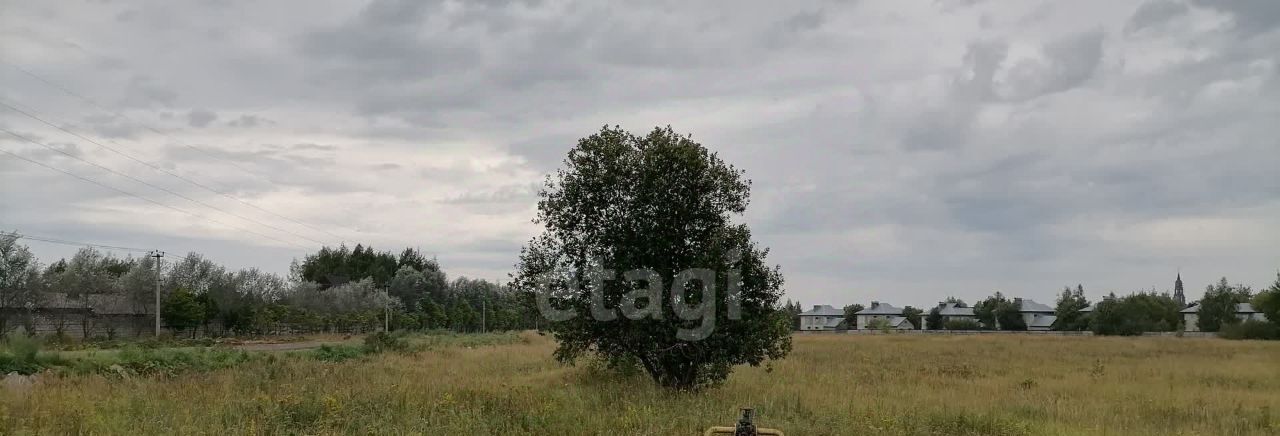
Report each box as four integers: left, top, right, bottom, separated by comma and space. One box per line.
2, 0, 1278, 308
226, 114, 269, 128
1191, 0, 1280, 36
292, 143, 337, 151
186, 109, 217, 128
1000, 30, 1106, 101
1126, 0, 1189, 34
783, 10, 826, 33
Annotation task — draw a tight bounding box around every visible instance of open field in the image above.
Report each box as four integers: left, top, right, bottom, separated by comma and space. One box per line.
2, 333, 1279, 435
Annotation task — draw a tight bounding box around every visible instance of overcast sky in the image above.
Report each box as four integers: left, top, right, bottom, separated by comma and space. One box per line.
2, 0, 1278, 308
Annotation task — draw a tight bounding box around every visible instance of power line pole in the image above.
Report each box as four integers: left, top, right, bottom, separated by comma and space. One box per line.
149, 250, 164, 337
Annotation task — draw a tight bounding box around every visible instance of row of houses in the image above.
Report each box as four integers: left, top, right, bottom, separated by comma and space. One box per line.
799, 299, 1267, 332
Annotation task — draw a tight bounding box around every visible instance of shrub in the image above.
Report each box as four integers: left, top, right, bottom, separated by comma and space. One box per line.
944, 319, 982, 330
309, 344, 365, 362
1218, 320, 1280, 340
0, 335, 44, 374
363, 332, 409, 354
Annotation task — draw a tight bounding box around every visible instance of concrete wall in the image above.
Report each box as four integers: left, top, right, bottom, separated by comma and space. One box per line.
2, 312, 151, 338
857, 314, 896, 330
1183, 313, 1266, 332
800, 315, 842, 331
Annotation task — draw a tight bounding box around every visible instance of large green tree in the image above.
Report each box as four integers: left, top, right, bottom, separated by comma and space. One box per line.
513, 126, 791, 390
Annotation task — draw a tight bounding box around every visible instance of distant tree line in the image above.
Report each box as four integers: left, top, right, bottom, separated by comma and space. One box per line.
1050, 276, 1280, 339
0, 234, 537, 337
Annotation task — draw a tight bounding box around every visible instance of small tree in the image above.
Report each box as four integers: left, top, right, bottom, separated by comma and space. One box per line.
781, 299, 802, 331
1053, 285, 1090, 331
925, 307, 943, 330
1198, 278, 1252, 333
843, 304, 864, 329
162, 288, 205, 336
0, 234, 43, 333
975, 293, 1025, 330
867, 318, 891, 332
901, 306, 923, 329
1254, 272, 1280, 326
944, 318, 981, 330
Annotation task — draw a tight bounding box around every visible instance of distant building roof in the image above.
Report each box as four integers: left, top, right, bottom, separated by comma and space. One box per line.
800, 305, 844, 317
885, 316, 913, 329
1029, 315, 1058, 329
855, 302, 903, 315
1080, 304, 1095, 313
1180, 303, 1258, 314
1016, 299, 1054, 313
936, 302, 974, 316
823, 317, 845, 328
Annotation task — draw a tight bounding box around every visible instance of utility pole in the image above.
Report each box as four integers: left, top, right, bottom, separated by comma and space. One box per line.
149, 250, 164, 337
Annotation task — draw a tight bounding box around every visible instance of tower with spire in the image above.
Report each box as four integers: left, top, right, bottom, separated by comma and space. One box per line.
1174, 271, 1186, 307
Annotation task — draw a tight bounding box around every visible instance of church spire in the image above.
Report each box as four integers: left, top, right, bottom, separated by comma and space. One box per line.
1174, 271, 1185, 307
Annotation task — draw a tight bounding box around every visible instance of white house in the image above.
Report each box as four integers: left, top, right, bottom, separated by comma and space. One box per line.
854, 302, 913, 330
928, 302, 976, 330
798, 305, 844, 331
1016, 298, 1057, 331
1180, 303, 1266, 332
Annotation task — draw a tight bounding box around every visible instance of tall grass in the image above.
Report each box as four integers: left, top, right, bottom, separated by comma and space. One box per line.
1, 333, 1277, 435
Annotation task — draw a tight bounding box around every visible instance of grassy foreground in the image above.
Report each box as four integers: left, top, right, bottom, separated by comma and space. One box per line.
2, 333, 1278, 435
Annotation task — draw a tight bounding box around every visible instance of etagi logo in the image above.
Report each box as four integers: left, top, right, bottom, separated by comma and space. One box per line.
533, 253, 744, 341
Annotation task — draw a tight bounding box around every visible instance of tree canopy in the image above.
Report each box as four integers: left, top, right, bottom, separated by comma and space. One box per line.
513, 126, 791, 390
1053, 285, 1091, 331
975, 292, 1025, 330
1197, 277, 1253, 332
1089, 291, 1181, 336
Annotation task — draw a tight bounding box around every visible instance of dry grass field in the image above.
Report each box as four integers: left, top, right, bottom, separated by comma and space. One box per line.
2, 332, 1279, 435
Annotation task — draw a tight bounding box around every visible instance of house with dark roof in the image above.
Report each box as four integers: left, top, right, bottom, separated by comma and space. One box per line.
928, 302, 975, 329
1015, 298, 1057, 331
1180, 303, 1266, 332
854, 302, 915, 330
798, 305, 844, 331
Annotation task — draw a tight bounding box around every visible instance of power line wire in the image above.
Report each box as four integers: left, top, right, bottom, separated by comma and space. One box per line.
0, 59, 349, 243
0, 136, 307, 249
0, 98, 344, 244
0, 59, 264, 177
0, 230, 151, 253
3, 231, 239, 282
0, 125, 325, 247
